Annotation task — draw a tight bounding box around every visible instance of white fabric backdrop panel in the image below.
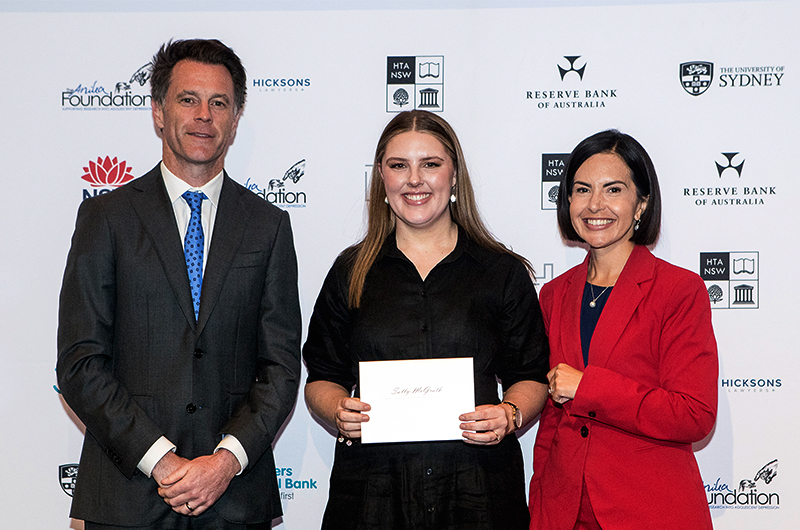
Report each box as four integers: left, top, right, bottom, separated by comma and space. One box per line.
0, 1, 797, 528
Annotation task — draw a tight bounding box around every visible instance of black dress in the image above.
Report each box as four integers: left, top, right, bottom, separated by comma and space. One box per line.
303, 227, 549, 530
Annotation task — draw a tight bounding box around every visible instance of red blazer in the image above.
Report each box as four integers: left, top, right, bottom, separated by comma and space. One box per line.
529, 245, 717, 530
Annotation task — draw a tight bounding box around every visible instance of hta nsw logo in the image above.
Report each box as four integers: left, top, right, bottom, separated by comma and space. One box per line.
386, 55, 444, 112
81, 156, 134, 200
700, 251, 759, 309
541, 154, 569, 210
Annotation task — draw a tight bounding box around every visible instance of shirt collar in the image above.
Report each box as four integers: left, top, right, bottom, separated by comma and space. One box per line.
378, 224, 471, 265
160, 161, 224, 208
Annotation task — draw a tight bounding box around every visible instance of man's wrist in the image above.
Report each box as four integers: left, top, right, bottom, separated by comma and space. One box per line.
214, 447, 242, 478
138, 436, 176, 478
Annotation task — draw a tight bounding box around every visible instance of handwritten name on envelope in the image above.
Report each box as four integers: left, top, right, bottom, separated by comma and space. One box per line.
359, 358, 475, 444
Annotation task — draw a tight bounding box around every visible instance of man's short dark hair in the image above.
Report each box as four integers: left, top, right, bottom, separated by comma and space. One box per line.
556, 129, 662, 246
150, 39, 247, 112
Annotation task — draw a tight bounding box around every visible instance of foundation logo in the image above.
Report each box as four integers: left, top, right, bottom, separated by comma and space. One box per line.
541, 154, 569, 210
244, 159, 307, 209
720, 377, 781, 393
700, 252, 759, 309
81, 156, 135, 201
527, 55, 617, 110
706, 459, 779, 510
682, 152, 776, 208
62, 63, 152, 111
680, 62, 713, 96
386, 56, 444, 112
59, 464, 79, 497
252, 76, 311, 93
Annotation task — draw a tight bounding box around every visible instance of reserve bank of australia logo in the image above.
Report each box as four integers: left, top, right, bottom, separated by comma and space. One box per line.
681, 61, 714, 96
59, 464, 79, 497
558, 56, 586, 81
716, 152, 745, 178
386, 56, 444, 112
700, 252, 759, 309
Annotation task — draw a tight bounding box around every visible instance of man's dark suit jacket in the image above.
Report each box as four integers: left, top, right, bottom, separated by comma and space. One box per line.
57, 165, 302, 527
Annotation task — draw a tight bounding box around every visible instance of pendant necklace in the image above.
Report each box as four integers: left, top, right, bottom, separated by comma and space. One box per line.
589, 283, 610, 308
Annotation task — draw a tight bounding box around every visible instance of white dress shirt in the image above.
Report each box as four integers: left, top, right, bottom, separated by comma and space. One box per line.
136, 163, 248, 478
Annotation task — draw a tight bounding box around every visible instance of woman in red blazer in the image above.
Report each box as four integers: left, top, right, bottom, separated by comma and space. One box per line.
528, 130, 718, 530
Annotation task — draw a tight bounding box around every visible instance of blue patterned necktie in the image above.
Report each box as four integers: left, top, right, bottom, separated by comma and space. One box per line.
182, 190, 207, 320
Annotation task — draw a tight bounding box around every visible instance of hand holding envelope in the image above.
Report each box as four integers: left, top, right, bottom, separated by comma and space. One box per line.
333, 396, 371, 440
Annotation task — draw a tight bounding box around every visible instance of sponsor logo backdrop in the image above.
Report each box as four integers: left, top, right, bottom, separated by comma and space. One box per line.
1, 2, 798, 528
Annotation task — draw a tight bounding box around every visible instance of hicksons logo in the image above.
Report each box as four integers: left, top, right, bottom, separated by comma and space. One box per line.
680, 60, 785, 96
527, 56, 618, 110
386, 56, 444, 112
706, 460, 779, 510
700, 251, 759, 309
81, 156, 135, 201
682, 152, 777, 208
721, 377, 782, 393
245, 159, 307, 208
62, 64, 152, 111
541, 154, 569, 210
252, 76, 311, 93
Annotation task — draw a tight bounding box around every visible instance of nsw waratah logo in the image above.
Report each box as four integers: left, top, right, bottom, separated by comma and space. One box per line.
81, 156, 134, 201
82, 156, 134, 187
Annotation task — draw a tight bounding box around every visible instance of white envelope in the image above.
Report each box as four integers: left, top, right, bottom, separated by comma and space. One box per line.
359, 357, 475, 444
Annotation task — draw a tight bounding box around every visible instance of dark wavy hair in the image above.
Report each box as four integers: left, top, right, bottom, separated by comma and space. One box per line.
150, 39, 247, 112
556, 129, 661, 246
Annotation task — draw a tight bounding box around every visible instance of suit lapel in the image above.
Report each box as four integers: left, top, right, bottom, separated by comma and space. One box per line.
588, 245, 653, 367
561, 255, 590, 369
196, 174, 253, 335
128, 165, 197, 328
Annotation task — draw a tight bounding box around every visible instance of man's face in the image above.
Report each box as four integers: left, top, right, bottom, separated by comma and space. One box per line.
152, 59, 241, 181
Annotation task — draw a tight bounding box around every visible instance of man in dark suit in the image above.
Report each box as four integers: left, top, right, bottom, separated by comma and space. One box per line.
57, 39, 301, 530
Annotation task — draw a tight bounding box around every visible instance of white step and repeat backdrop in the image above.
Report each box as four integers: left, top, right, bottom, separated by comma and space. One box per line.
1, 0, 798, 527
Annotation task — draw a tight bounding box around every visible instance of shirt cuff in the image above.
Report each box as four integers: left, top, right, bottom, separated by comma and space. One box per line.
137, 436, 177, 478
215, 435, 248, 475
